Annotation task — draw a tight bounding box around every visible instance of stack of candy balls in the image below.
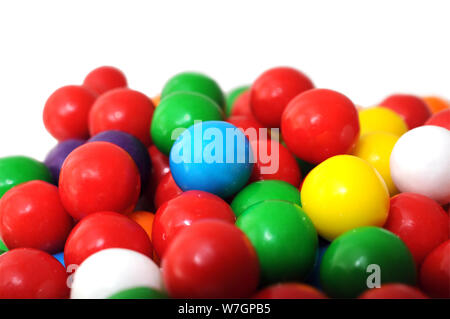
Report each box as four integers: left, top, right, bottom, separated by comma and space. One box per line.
0, 65, 449, 299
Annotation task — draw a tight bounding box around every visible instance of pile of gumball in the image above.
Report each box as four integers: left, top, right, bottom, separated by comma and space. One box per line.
0, 66, 448, 299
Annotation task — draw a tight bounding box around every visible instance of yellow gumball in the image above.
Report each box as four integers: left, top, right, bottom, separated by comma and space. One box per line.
352, 132, 399, 196
301, 155, 389, 241
358, 107, 408, 137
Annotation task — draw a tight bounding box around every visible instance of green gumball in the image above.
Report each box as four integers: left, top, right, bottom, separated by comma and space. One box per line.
150, 91, 223, 155
236, 200, 317, 284
0, 156, 53, 198
161, 72, 225, 108
225, 85, 249, 117
320, 226, 416, 298
108, 286, 168, 299
231, 180, 301, 217
0, 239, 7, 252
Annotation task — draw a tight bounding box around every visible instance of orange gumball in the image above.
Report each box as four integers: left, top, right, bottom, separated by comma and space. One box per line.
129, 211, 155, 241
423, 96, 449, 114
152, 95, 161, 107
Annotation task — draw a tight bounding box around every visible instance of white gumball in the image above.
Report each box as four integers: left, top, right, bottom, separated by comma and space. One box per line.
70, 248, 163, 299
390, 125, 450, 204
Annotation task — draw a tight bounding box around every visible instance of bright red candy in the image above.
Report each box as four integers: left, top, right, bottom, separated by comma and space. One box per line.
43, 85, 97, 141
148, 145, 170, 185
253, 283, 327, 299
231, 90, 253, 118
358, 284, 428, 299
89, 88, 154, 146
250, 138, 301, 187
0, 248, 69, 299
250, 67, 314, 127
281, 88, 359, 164
419, 240, 450, 298
425, 109, 450, 130
152, 191, 235, 258
162, 220, 259, 298
380, 94, 431, 129
384, 193, 448, 266
83, 66, 127, 95
154, 172, 183, 210
64, 211, 152, 267
226, 115, 266, 141
59, 142, 141, 220
0, 181, 73, 254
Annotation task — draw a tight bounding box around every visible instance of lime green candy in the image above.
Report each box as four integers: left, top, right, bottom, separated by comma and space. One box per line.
0, 156, 53, 198
108, 287, 168, 299
150, 92, 224, 155
236, 200, 317, 284
231, 180, 301, 217
0, 239, 8, 252
320, 226, 416, 298
225, 85, 249, 117
161, 72, 225, 109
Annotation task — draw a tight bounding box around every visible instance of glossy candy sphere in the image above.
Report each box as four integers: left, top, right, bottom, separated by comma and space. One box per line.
320, 227, 416, 298
108, 287, 167, 299
64, 211, 152, 267
380, 94, 431, 129
226, 115, 265, 140
384, 193, 448, 265
419, 240, 450, 298
53, 252, 65, 267
301, 155, 389, 241
43, 85, 97, 141
390, 125, 450, 204
162, 220, 259, 298
423, 96, 449, 114
154, 172, 182, 209
425, 109, 450, 129
89, 130, 151, 190
170, 121, 253, 198
231, 180, 301, 217
59, 142, 141, 220
152, 190, 235, 258
236, 200, 317, 284
0, 239, 7, 253
0, 181, 73, 253
0, 248, 69, 299
358, 107, 408, 137
250, 67, 314, 127
151, 92, 223, 155
83, 66, 127, 95
231, 90, 253, 118
44, 139, 85, 183
128, 211, 155, 241
0, 155, 53, 198
281, 89, 359, 164
89, 88, 154, 146
148, 145, 170, 184
358, 284, 428, 299
226, 85, 249, 117
161, 71, 225, 108
71, 248, 163, 299
249, 137, 301, 187
253, 283, 327, 299
351, 132, 399, 195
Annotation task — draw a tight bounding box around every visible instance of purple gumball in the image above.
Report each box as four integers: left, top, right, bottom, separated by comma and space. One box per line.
44, 139, 85, 183
88, 130, 151, 190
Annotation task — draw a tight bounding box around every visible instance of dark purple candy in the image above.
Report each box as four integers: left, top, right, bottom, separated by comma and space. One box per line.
44, 139, 85, 184
88, 130, 151, 190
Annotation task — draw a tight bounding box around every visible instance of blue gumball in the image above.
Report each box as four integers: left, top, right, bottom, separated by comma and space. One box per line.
53, 251, 65, 268
170, 121, 253, 198
44, 139, 85, 184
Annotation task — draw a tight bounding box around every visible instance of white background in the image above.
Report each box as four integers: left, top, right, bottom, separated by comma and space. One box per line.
0, 0, 449, 160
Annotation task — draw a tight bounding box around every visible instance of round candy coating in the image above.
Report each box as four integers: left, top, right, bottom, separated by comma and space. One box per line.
423, 96, 449, 114
128, 211, 155, 241
358, 106, 408, 137
419, 240, 450, 298
154, 172, 182, 209
425, 109, 450, 129
380, 94, 431, 129
83, 66, 127, 95
226, 85, 249, 117
44, 139, 85, 183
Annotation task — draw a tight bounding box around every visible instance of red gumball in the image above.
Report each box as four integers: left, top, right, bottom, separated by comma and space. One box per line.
59, 142, 141, 220
83, 66, 127, 95
358, 284, 428, 299
64, 211, 152, 267
226, 115, 266, 141
154, 172, 183, 210
153, 191, 235, 259
0, 181, 73, 254
380, 94, 431, 129
250, 137, 301, 187
162, 220, 259, 298
250, 67, 314, 127
43, 85, 97, 141
89, 88, 154, 146
0, 248, 69, 299
231, 90, 253, 118
425, 109, 450, 130
253, 283, 327, 299
281, 88, 359, 164
420, 240, 450, 298
384, 193, 448, 266
148, 145, 170, 184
